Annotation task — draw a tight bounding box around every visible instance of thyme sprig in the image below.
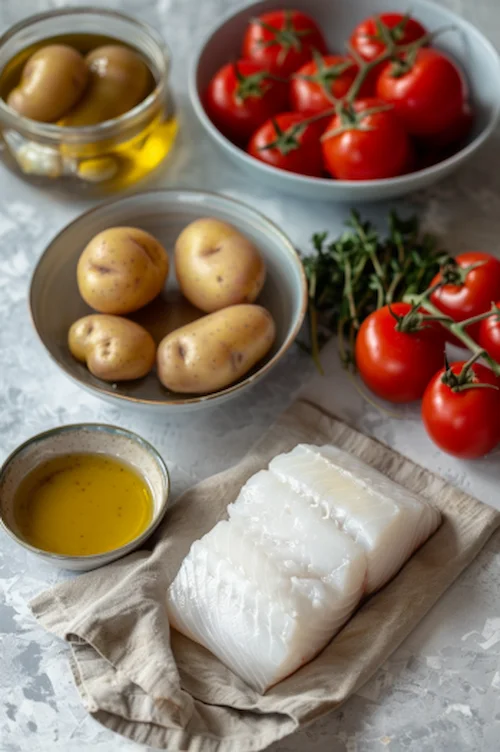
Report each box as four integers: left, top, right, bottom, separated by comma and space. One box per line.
300, 210, 451, 372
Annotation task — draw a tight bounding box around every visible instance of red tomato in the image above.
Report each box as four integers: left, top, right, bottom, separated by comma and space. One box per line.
430, 252, 500, 343
247, 112, 324, 176
204, 60, 289, 144
376, 49, 467, 137
321, 98, 411, 180
242, 10, 327, 77
350, 12, 427, 62
413, 105, 474, 171
355, 303, 445, 403
420, 103, 474, 150
422, 361, 500, 458
350, 12, 427, 91
478, 306, 500, 362
290, 55, 366, 115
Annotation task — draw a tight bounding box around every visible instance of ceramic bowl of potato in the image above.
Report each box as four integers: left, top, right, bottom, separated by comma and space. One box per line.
30, 189, 307, 412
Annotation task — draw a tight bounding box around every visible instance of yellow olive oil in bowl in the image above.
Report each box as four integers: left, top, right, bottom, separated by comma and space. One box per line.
0, 424, 169, 571
14, 453, 153, 556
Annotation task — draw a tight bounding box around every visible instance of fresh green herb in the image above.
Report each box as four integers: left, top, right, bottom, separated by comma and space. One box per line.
300, 210, 452, 372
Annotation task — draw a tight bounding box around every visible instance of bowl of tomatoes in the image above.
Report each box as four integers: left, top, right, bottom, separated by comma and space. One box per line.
190, 0, 500, 201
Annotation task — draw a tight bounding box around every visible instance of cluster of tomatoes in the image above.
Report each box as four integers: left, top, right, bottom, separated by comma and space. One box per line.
204, 9, 473, 181
355, 252, 500, 459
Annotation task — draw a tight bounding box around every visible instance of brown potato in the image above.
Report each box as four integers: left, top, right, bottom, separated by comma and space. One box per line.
68, 314, 155, 381
7, 44, 88, 123
77, 227, 169, 315
60, 45, 151, 127
157, 304, 276, 394
175, 218, 266, 313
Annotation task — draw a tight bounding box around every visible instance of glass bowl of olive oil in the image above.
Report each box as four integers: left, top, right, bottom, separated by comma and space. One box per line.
0, 424, 170, 571
0, 8, 178, 195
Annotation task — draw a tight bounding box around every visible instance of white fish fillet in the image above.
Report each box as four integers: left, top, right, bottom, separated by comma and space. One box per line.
168, 472, 367, 692
169, 543, 302, 693
269, 444, 441, 593
167, 444, 441, 693
228, 470, 366, 589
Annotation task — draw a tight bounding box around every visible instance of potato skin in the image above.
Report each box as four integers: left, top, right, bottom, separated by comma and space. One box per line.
77, 227, 169, 314
175, 218, 266, 313
157, 304, 276, 394
60, 45, 151, 127
68, 314, 155, 381
7, 44, 88, 123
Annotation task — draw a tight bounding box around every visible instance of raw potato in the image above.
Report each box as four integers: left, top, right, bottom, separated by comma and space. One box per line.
175, 218, 266, 313
60, 45, 151, 127
7, 44, 88, 123
77, 227, 169, 315
68, 314, 155, 381
157, 304, 276, 394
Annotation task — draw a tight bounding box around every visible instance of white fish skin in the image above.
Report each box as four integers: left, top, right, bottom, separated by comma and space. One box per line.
269, 444, 441, 593
167, 472, 367, 693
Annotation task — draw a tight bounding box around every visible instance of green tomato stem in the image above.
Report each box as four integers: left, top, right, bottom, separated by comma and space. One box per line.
405, 295, 500, 377
442, 349, 500, 392
455, 304, 500, 329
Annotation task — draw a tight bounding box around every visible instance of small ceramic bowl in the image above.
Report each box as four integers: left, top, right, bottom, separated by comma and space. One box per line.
30, 189, 307, 413
190, 0, 500, 202
0, 424, 170, 571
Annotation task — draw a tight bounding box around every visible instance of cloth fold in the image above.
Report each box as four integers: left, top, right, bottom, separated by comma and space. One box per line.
31, 400, 500, 752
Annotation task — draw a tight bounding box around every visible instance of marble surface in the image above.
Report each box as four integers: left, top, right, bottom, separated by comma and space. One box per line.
1, 0, 500, 750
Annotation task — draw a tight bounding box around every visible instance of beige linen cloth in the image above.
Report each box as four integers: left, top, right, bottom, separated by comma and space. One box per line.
31, 400, 500, 752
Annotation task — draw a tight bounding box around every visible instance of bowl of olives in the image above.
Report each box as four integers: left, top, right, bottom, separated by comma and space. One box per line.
0, 8, 178, 194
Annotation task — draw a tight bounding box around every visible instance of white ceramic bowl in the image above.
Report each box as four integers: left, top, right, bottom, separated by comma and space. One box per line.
0, 424, 170, 571
30, 189, 307, 413
191, 0, 500, 202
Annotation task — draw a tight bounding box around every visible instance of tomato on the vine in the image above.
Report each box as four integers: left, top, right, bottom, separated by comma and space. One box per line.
478, 305, 500, 362
290, 54, 367, 116
430, 252, 500, 343
247, 112, 324, 176
414, 105, 474, 171
350, 12, 427, 92
355, 302, 445, 403
376, 49, 467, 136
242, 10, 327, 77
422, 361, 500, 458
350, 12, 427, 62
420, 103, 474, 150
321, 98, 411, 180
204, 60, 288, 144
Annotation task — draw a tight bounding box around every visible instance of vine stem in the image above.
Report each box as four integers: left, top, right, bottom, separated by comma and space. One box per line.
279, 17, 456, 140
405, 295, 500, 377
443, 350, 500, 392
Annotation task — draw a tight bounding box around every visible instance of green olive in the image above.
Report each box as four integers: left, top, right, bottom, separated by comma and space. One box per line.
7, 44, 88, 123
60, 45, 152, 127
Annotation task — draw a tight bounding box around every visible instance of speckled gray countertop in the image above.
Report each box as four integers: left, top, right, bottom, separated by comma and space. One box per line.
1, 0, 500, 750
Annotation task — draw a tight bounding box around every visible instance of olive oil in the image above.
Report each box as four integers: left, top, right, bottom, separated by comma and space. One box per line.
0, 32, 178, 192
14, 453, 153, 556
